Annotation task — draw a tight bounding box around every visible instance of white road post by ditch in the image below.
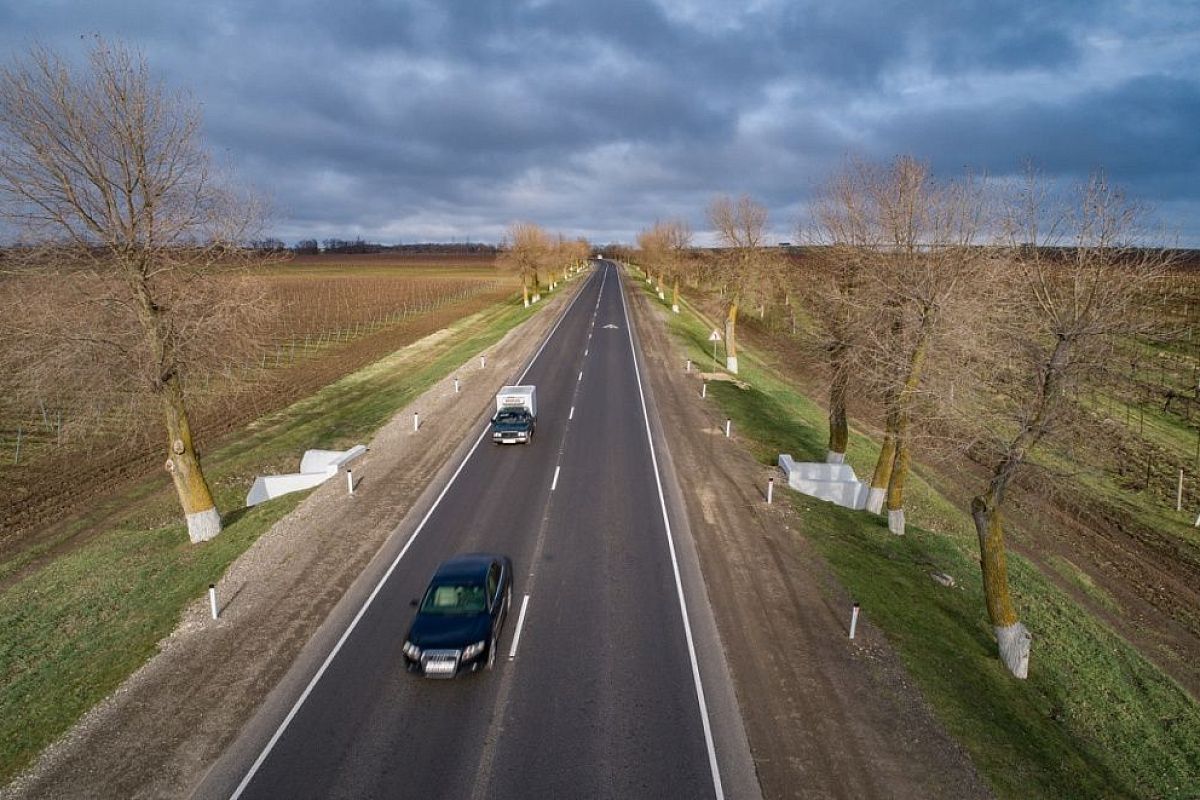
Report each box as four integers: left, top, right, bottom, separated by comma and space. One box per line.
701, 382, 707, 398
686, 359, 691, 372
209, 584, 219, 620
849, 602, 860, 639
725, 418, 731, 438
413, 412, 420, 431
767, 477, 774, 504
454, 377, 460, 393
1178, 468, 1184, 512
480, 355, 486, 369
347, 469, 355, 496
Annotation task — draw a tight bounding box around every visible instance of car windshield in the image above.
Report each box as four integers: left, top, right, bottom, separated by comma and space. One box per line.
495, 410, 528, 423
420, 581, 487, 614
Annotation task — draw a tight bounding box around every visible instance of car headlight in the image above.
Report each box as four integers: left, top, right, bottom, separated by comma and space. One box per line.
402, 640, 421, 659
462, 639, 487, 661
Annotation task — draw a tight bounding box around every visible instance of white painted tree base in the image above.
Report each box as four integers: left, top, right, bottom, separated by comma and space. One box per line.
826, 450, 845, 464
726, 355, 739, 374
996, 622, 1032, 679
866, 486, 886, 514
186, 507, 222, 543
888, 508, 906, 535
671, 304, 679, 313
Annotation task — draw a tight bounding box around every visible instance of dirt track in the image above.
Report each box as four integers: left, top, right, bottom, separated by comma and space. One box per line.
2, 269, 990, 799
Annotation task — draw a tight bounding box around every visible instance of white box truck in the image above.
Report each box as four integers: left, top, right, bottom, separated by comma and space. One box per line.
492, 385, 537, 444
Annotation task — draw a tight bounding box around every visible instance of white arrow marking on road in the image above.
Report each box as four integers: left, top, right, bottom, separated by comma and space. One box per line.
603, 323, 619, 329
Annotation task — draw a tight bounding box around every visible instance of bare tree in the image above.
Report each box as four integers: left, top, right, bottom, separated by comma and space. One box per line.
843, 158, 986, 535
636, 219, 691, 310
707, 195, 772, 373
803, 161, 878, 463
498, 222, 551, 307
0, 40, 274, 543
952, 171, 1173, 678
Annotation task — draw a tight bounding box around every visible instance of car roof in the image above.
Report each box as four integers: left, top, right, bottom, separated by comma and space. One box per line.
431, 553, 502, 583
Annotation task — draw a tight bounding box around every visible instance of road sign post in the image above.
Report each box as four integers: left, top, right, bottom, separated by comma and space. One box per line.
709, 329, 721, 371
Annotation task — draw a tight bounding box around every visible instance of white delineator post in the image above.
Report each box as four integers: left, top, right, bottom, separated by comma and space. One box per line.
849, 602, 860, 639
347, 469, 355, 496
686, 359, 691, 372
209, 584, 218, 620
725, 418, 731, 438
454, 377, 460, 393
767, 477, 774, 504
701, 382, 707, 398
413, 412, 420, 431
480, 355, 486, 369
1177, 468, 1184, 512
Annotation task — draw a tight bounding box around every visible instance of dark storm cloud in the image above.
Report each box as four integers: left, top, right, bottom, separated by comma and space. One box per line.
0, 0, 1197, 243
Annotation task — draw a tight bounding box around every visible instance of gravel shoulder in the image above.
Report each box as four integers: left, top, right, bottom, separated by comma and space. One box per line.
0, 287, 576, 800
625, 278, 993, 800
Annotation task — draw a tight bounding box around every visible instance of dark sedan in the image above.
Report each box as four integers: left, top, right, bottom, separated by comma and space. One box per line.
402, 553, 513, 678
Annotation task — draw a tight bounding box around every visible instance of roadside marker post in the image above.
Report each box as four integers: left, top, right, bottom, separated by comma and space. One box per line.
701, 382, 707, 398
209, 585, 219, 621
725, 418, 731, 438
454, 378, 460, 394
347, 469, 355, 496
413, 412, 420, 432
849, 602, 860, 639
480, 355, 486, 369
686, 359, 691, 372
767, 477, 774, 504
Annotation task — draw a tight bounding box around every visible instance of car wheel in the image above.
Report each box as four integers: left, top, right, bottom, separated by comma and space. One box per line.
487, 634, 498, 670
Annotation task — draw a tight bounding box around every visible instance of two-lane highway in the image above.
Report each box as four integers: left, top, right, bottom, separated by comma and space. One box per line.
202, 262, 739, 799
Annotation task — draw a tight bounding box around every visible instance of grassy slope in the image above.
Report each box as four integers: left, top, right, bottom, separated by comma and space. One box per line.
0, 292, 543, 785
636, 273, 1200, 799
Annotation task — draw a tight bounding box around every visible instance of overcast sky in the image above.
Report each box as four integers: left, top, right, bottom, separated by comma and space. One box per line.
2, 0, 1198, 245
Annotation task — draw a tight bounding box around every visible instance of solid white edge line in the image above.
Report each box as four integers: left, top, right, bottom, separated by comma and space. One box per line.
229, 264, 602, 800
508, 593, 531, 659
551, 465, 560, 491
618, 269, 726, 800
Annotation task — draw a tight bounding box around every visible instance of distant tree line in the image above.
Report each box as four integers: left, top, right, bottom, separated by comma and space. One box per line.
281, 238, 502, 256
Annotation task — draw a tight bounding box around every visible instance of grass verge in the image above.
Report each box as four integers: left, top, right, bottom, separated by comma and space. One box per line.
637, 273, 1200, 799
0, 293, 542, 785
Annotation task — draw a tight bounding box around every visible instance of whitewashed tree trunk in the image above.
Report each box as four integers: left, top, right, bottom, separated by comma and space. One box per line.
887, 508, 905, 535
726, 355, 739, 374
186, 507, 222, 543
866, 486, 886, 514
826, 450, 845, 464
995, 622, 1032, 679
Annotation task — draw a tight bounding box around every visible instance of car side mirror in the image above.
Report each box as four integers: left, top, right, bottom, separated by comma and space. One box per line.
409, 598, 419, 607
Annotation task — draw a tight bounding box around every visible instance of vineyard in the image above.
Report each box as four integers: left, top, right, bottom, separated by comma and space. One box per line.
0, 254, 513, 552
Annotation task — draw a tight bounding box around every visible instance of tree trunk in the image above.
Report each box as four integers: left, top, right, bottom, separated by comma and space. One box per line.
867, 405, 897, 514
827, 352, 849, 463
161, 376, 221, 542
725, 301, 739, 374
881, 308, 933, 530
886, 410, 911, 534
970, 490, 1031, 678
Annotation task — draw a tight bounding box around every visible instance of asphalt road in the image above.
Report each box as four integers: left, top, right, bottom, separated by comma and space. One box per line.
197, 262, 753, 800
